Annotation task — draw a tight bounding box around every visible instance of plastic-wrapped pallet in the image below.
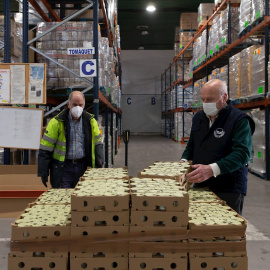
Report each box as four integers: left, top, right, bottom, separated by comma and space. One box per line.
240, 45, 260, 98
179, 31, 194, 57
193, 80, 202, 108
250, 109, 266, 177
239, 0, 253, 33
229, 53, 241, 99
198, 30, 207, 64
208, 68, 220, 81
192, 37, 200, 67
208, 15, 220, 57
219, 7, 240, 48
177, 61, 192, 81
197, 3, 215, 28
252, 0, 270, 24
217, 65, 228, 84
251, 46, 265, 96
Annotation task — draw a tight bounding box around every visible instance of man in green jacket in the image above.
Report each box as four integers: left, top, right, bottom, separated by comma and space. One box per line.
38, 91, 103, 188
181, 79, 255, 215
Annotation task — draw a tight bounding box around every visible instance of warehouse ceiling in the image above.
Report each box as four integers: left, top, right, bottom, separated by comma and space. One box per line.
1, 0, 214, 50
118, 0, 214, 50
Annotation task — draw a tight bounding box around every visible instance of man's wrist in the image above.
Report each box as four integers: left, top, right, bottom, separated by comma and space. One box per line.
209, 163, 221, 177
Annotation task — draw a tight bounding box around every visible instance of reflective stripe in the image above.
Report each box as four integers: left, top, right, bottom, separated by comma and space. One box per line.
95, 141, 103, 146
56, 140, 66, 147
54, 148, 66, 156
42, 134, 57, 144
95, 134, 102, 140
40, 144, 54, 152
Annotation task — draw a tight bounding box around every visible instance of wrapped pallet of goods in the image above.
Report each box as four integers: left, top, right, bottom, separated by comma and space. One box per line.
250, 109, 266, 177
251, 46, 266, 96
229, 53, 241, 100
193, 80, 201, 108
252, 0, 270, 24
217, 65, 228, 84
240, 45, 261, 98
197, 3, 215, 28
129, 177, 189, 270
239, 0, 253, 34
180, 13, 198, 30
219, 7, 240, 49
208, 15, 220, 58
179, 31, 194, 58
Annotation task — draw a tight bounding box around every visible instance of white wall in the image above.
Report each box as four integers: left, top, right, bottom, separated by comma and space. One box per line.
121, 50, 174, 134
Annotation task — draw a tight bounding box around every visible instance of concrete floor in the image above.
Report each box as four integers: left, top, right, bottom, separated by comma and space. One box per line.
1, 135, 270, 269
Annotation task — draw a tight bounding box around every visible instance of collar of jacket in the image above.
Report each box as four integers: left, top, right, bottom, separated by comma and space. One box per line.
54, 108, 94, 122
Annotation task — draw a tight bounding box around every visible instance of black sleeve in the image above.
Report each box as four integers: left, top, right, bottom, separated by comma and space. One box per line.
95, 143, 104, 168
37, 149, 52, 177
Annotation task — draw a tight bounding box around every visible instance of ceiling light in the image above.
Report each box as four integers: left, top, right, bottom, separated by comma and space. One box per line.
138, 46, 145, 50
146, 5, 156, 12
141, 31, 149, 35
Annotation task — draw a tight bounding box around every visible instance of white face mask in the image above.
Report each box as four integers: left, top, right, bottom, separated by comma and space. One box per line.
202, 96, 223, 116
71, 106, 83, 118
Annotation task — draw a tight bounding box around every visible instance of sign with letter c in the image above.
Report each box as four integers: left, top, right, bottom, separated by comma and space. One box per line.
80, 59, 97, 77
127, 97, 131, 105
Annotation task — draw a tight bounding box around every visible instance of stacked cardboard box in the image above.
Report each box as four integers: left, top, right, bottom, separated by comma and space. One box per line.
129, 177, 189, 270
188, 201, 248, 270
179, 31, 194, 58
180, 13, 198, 30
229, 52, 241, 100
70, 167, 130, 269
9, 189, 73, 270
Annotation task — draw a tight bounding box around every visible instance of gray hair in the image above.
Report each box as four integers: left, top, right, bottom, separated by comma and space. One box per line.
68, 91, 85, 104
219, 80, 228, 96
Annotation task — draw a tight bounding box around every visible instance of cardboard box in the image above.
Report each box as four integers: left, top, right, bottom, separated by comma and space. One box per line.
71, 225, 129, 236
130, 211, 188, 227
71, 252, 128, 258
131, 194, 189, 212
70, 256, 128, 270
8, 254, 68, 270
189, 255, 248, 270
11, 204, 71, 241
71, 210, 130, 227
9, 251, 68, 258
180, 13, 198, 30
129, 257, 187, 270
0, 165, 46, 218
130, 226, 187, 242
71, 193, 130, 212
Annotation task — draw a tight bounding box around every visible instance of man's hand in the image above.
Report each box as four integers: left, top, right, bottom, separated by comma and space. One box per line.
187, 164, 213, 183
41, 176, 48, 187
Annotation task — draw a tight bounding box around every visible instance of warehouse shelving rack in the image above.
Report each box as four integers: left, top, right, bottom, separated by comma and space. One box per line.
1, 0, 122, 168
161, 0, 270, 180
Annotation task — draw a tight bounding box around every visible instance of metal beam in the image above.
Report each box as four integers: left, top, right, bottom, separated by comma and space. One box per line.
40, 0, 61, 22
29, 0, 52, 22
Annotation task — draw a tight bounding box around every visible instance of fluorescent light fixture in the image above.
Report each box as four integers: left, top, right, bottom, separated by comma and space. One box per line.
146, 5, 156, 12
138, 46, 145, 50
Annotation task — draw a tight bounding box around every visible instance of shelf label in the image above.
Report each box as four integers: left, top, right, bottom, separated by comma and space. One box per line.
245, 21, 249, 27
80, 59, 97, 77
258, 86, 263, 94
222, 37, 226, 44
258, 151, 261, 158
67, 47, 95, 55
256, 11, 260, 19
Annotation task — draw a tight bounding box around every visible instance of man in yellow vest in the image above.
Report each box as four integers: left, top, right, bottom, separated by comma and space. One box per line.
38, 91, 103, 188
